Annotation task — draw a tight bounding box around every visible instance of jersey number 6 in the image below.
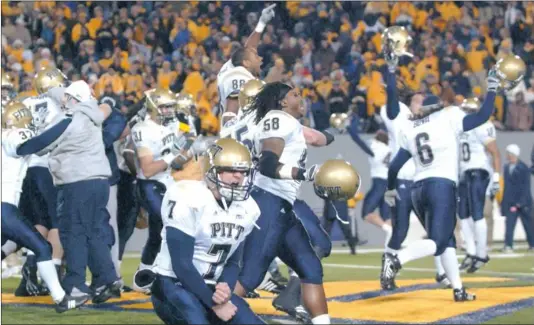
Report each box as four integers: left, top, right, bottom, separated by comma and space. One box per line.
415, 132, 434, 165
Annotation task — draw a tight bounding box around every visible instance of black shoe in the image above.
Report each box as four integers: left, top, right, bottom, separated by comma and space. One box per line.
435, 273, 452, 288
459, 254, 475, 271
294, 305, 312, 324
380, 253, 401, 291
453, 287, 476, 302
92, 281, 121, 304
15, 261, 40, 297
245, 290, 260, 298
55, 294, 90, 313
121, 285, 133, 293
272, 276, 306, 322
467, 256, 490, 274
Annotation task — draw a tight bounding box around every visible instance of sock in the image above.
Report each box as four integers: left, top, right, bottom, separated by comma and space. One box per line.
2, 240, 18, 257
397, 239, 437, 265
312, 314, 331, 324
52, 258, 62, 266
385, 247, 398, 255
37, 260, 65, 303
434, 256, 445, 276
382, 224, 393, 248
460, 218, 476, 256
474, 219, 488, 258
27, 250, 35, 256
441, 247, 462, 290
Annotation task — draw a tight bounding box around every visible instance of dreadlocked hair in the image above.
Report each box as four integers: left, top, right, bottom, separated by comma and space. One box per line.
251, 82, 293, 125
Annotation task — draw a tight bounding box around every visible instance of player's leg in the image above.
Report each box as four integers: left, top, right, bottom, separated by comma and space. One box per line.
483, 196, 494, 249
386, 179, 412, 254
228, 295, 267, 324
235, 187, 286, 297
518, 206, 534, 248
279, 216, 329, 324
457, 179, 476, 270
331, 200, 358, 253
504, 207, 519, 251
362, 178, 392, 246
1, 202, 89, 311
134, 179, 166, 293
466, 170, 491, 273
151, 274, 210, 325
117, 171, 139, 263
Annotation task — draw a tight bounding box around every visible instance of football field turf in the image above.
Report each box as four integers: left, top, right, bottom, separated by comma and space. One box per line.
2, 248, 533, 324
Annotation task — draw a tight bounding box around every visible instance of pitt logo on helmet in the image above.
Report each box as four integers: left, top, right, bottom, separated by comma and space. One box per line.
493, 55, 526, 91
34, 67, 68, 94
313, 159, 361, 201
381, 26, 413, 58
2, 101, 33, 129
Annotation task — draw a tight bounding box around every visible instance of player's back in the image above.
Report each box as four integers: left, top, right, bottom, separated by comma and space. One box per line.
222, 110, 258, 154
253, 110, 306, 204
2, 128, 34, 206
154, 180, 260, 284
217, 60, 254, 115
459, 121, 495, 174
369, 139, 390, 179
400, 106, 466, 184
131, 119, 176, 186
380, 102, 415, 180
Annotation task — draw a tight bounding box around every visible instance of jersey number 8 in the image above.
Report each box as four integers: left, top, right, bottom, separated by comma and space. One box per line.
415, 132, 434, 165
232, 79, 245, 90
263, 117, 279, 131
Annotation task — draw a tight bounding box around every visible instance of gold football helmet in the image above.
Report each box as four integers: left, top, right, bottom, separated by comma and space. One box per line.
145, 88, 178, 125
238, 79, 265, 111
1, 73, 17, 106
34, 67, 68, 94
2, 101, 33, 129
204, 138, 254, 201
329, 113, 349, 131
494, 55, 526, 90
381, 26, 413, 58
176, 92, 196, 116
314, 159, 361, 201
460, 97, 481, 113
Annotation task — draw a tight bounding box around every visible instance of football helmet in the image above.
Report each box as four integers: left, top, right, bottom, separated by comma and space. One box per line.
460, 97, 481, 113
176, 92, 196, 116
239, 79, 266, 112
2, 101, 33, 129
313, 159, 361, 201
493, 55, 526, 90
381, 26, 413, 58
34, 67, 68, 94
204, 138, 254, 201
145, 88, 178, 125
1, 73, 17, 107
329, 113, 349, 131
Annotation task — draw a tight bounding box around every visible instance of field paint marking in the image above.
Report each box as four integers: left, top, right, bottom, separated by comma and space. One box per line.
323, 263, 534, 278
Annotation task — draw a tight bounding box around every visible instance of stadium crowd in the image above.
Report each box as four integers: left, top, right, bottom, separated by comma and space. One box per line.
2, 1, 534, 133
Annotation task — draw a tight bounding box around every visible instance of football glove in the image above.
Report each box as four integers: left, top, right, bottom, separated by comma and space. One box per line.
384, 189, 399, 207
486, 67, 501, 93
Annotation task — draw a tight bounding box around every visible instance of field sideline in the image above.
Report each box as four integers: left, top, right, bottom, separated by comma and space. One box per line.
2, 247, 533, 324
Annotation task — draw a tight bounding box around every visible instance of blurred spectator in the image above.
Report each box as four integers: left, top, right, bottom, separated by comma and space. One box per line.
327, 80, 349, 114
505, 91, 533, 131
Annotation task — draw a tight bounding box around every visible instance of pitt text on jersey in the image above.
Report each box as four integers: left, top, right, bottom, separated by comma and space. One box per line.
210, 222, 245, 240
162, 133, 176, 146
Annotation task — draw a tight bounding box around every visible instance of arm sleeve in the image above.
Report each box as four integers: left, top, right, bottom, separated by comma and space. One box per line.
16, 118, 72, 156
387, 148, 412, 190
218, 242, 244, 291
462, 92, 496, 132
346, 116, 374, 157
102, 109, 127, 149
166, 227, 215, 308
386, 72, 400, 120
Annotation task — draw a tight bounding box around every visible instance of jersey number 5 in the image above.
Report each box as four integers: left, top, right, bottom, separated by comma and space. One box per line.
235, 125, 255, 155
263, 117, 279, 131
415, 132, 434, 165
203, 244, 232, 281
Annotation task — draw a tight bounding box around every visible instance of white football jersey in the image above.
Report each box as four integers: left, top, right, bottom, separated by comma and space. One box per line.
131, 119, 177, 187
399, 106, 466, 184
23, 94, 64, 168
221, 110, 258, 157
459, 121, 496, 174
254, 110, 307, 203
379, 102, 416, 180
368, 139, 390, 179
217, 59, 255, 119
154, 180, 260, 285
2, 128, 34, 206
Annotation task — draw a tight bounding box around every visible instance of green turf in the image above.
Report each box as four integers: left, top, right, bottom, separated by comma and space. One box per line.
2, 250, 533, 324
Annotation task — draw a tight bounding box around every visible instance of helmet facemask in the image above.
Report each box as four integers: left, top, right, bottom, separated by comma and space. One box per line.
207, 166, 255, 202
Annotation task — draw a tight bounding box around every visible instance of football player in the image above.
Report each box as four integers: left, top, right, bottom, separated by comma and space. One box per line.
1, 101, 88, 312
234, 82, 333, 324
151, 138, 265, 324
457, 98, 501, 273
217, 4, 276, 132
131, 88, 202, 293
16, 67, 68, 296
381, 67, 500, 301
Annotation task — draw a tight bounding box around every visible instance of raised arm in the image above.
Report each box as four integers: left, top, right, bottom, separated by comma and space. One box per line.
387, 148, 412, 190
346, 116, 374, 157
462, 69, 499, 132
244, 4, 276, 50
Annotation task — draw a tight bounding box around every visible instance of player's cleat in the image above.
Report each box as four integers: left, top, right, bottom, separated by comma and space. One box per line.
467, 256, 490, 274
132, 268, 156, 294
15, 261, 43, 297
245, 290, 260, 298
294, 305, 312, 324
459, 254, 475, 271
55, 293, 90, 313
453, 287, 476, 302
435, 273, 452, 288
272, 276, 308, 323
258, 278, 286, 294
92, 281, 121, 304
380, 253, 401, 291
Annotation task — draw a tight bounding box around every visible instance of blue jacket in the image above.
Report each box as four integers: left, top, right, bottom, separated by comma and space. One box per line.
102, 109, 127, 186
501, 160, 533, 214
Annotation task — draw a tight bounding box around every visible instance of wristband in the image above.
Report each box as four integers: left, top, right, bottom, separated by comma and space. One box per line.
163, 153, 177, 166
492, 172, 500, 182
255, 21, 266, 33
278, 164, 293, 180
295, 168, 306, 181
321, 130, 335, 145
